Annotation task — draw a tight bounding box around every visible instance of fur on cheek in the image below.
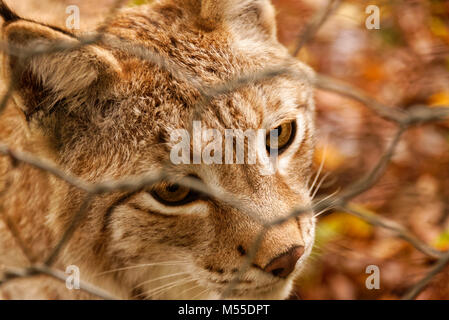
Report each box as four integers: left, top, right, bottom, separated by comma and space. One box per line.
0, 0, 316, 300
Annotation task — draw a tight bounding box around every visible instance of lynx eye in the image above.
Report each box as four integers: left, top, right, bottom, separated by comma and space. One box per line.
266, 121, 297, 153
150, 182, 198, 206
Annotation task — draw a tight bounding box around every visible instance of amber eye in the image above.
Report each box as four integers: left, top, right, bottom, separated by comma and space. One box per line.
266, 121, 297, 153
150, 182, 198, 206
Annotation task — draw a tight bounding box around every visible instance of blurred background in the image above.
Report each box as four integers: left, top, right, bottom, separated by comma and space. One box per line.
274, 0, 449, 300
5, 0, 449, 299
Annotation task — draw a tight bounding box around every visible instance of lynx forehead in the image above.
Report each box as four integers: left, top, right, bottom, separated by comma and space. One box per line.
0, 0, 316, 299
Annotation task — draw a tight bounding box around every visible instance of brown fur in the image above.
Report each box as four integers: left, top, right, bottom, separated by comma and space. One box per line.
0, 0, 316, 299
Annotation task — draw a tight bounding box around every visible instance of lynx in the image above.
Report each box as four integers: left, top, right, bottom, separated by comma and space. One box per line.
0, 0, 316, 299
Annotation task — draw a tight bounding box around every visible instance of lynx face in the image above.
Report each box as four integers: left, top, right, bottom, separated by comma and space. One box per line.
0, 0, 316, 299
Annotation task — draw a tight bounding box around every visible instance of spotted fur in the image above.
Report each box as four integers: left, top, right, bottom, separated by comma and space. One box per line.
0, 0, 316, 299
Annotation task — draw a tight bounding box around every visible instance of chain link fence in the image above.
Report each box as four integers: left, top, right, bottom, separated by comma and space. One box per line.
0, 0, 448, 300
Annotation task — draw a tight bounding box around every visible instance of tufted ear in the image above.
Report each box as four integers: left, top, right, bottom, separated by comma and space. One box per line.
198, 0, 277, 39
0, 0, 120, 119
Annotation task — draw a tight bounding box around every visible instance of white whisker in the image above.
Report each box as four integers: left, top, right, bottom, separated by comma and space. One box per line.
178, 282, 203, 297
133, 271, 190, 289
191, 287, 211, 300
313, 205, 336, 218
142, 277, 195, 299
313, 188, 339, 208
309, 141, 328, 197
96, 261, 188, 276
311, 172, 330, 199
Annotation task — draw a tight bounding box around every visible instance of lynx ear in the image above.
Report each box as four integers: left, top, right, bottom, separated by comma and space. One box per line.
0, 3, 120, 119
199, 0, 277, 38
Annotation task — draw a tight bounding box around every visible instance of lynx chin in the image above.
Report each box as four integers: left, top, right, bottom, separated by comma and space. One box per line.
0, 0, 316, 300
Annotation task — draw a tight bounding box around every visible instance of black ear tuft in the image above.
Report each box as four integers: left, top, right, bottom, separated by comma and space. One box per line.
0, 0, 19, 23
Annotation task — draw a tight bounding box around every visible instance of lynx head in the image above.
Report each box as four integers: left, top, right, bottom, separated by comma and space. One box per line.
0, 0, 316, 299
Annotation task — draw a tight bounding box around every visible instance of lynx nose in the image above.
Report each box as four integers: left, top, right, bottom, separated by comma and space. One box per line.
263, 246, 305, 278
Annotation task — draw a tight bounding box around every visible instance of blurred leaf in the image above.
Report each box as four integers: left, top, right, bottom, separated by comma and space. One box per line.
428, 91, 449, 106
362, 60, 385, 81
430, 17, 449, 42
128, 0, 152, 6
371, 237, 409, 259
336, 3, 364, 27
315, 219, 340, 248
378, 26, 405, 47
320, 211, 374, 239
314, 144, 346, 171
433, 231, 449, 251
